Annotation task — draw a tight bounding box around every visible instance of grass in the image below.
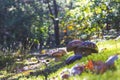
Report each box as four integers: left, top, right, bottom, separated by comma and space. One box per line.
47, 39, 120, 80
1, 39, 120, 80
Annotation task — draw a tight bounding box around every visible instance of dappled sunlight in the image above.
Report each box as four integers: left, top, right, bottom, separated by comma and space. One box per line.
97, 40, 120, 53
47, 40, 120, 80
0, 0, 120, 79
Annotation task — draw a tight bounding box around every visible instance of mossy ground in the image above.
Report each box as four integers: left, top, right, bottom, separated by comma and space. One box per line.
1, 39, 120, 80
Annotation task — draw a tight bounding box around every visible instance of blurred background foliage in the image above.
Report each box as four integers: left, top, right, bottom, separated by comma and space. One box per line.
0, 0, 119, 53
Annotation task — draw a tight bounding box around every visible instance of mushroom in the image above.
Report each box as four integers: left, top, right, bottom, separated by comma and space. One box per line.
52, 49, 67, 61
70, 64, 84, 75
77, 41, 98, 56
65, 55, 82, 65
85, 55, 119, 74
60, 69, 71, 79
66, 40, 83, 54
85, 60, 108, 74
105, 54, 118, 68
61, 73, 70, 79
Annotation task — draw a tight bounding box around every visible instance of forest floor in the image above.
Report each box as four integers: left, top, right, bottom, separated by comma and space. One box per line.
0, 38, 120, 80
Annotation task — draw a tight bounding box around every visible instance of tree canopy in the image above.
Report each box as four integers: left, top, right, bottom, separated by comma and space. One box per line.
0, 0, 119, 52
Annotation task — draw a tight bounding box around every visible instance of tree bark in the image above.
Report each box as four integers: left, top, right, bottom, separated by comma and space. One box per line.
47, 0, 60, 46
53, 0, 60, 46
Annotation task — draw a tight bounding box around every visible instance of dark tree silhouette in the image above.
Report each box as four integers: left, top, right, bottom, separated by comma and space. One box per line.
46, 0, 60, 46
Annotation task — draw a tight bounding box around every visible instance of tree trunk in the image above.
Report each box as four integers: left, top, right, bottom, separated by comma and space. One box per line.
47, 0, 60, 46
54, 19, 60, 46
53, 0, 60, 46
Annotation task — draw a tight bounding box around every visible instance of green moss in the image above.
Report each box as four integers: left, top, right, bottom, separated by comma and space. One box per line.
46, 40, 120, 80
3, 39, 120, 80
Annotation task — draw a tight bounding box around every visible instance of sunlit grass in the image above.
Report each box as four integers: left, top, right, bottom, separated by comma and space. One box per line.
46, 39, 120, 80
19, 75, 45, 80
1, 39, 120, 80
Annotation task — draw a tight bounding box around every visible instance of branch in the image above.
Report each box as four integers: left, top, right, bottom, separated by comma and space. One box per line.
46, 0, 55, 21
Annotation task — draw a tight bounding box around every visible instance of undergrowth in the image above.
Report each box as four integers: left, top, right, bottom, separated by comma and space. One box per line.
1, 39, 120, 80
